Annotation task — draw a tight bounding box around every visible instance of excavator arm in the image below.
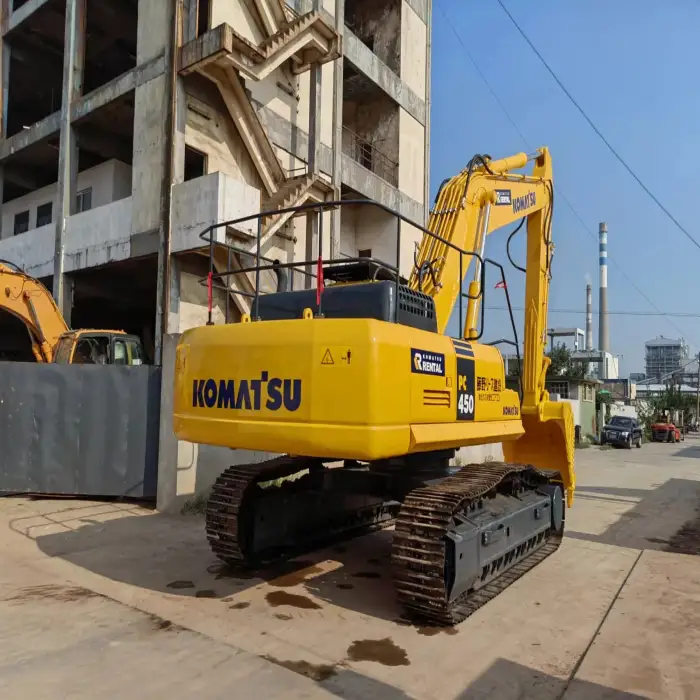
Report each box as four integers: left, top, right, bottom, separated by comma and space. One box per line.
0, 263, 70, 362
409, 148, 575, 504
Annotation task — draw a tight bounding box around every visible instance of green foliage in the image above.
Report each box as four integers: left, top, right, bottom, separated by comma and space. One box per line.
596, 390, 612, 423
638, 386, 695, 437
546, 343, 585, 380
181, 494, 208, 515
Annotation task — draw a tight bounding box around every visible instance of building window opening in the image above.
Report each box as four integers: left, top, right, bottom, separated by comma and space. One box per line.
197, 0, 212, 37
36, 202, 53, 227
76, 188, 93, 213
184, 146, 208, 181
549, 382, 569, 399
13, 210, 29, 235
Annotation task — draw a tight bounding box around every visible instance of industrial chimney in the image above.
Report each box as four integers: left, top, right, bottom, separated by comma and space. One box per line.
599, 222, 610, 377
585, 284, 593, 351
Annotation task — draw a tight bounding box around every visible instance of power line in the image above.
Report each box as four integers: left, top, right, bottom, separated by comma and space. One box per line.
487, 306, 700, 319
494, 0, 700, 253
436, 0, 697, 345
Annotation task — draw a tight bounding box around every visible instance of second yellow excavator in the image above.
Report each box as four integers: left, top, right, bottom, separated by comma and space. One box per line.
0, 261, 145, 365
173, 147, 575, 625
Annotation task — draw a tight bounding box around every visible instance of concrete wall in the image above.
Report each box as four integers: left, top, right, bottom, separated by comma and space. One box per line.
210, 0, 263, 44
184, 82, 263, 189
131, 0, 172, 237
64, 198, 133, 272
400, 0, 426, 97
398, 108, 425, 205
454, 443, 504, 465
610, 404, 638, 420
580, 397, 597, 436
346, 0, 402, 75
1, 160, 131, 238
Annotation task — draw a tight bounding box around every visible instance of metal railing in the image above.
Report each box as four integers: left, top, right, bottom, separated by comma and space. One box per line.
197, 199, 520, 363
342, 127, 398, 187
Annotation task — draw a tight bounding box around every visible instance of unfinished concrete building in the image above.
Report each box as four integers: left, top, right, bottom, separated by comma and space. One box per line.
0, 0, 431, 361
0, 0, 431, 505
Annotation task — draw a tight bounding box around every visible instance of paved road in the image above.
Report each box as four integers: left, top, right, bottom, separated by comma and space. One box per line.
1, 439, 700, 699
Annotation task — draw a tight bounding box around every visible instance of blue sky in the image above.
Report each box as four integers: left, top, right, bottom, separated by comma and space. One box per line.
431, 0, 700, 375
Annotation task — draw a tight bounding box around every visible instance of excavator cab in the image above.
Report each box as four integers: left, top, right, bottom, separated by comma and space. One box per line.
53, 331, 145, 366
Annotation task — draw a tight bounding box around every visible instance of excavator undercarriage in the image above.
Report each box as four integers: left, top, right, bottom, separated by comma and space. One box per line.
206, 453, 564, 625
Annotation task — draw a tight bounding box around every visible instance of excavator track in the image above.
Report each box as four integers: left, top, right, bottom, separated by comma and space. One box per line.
392, 462, 564, 626
206, 456, 398, 567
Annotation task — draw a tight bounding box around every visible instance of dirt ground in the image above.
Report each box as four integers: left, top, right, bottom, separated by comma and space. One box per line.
1, 438, 700, 699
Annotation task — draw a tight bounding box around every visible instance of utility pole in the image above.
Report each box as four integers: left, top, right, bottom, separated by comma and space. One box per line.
695, 352, 700, 425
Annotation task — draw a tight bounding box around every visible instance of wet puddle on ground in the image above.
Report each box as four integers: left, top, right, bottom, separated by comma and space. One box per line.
263, 656, 337, 681
265, 590, 322, 610
347, 638, 410, 667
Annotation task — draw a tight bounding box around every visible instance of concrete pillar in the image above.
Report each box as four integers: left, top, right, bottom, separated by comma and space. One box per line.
53, 0, 85, 314
134, 0, 177, 364
183, 0, 198, 43
0, 0, 9, 138
166, 255, 180, 334
304, 0, 323, 288
0, 3, 10, 238
423, 0, 432, 224
330, 0, 345, 258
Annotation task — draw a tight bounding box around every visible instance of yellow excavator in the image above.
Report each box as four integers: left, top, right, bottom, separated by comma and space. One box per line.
0, 261, 145, 365
173, 147, 575, 625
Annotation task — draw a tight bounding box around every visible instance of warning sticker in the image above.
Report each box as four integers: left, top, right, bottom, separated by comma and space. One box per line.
320, 347, 353, 367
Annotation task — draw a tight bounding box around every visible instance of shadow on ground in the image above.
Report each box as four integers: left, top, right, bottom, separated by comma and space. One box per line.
17, 503, 406, 622
313, 657, 650, 700
566, 478, 700, 553
672, 444, 700, 459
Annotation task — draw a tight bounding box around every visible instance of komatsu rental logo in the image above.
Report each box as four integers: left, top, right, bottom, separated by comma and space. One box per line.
192, 373, 302, 412
512, 191, 536, 213
411, 348, 445, 377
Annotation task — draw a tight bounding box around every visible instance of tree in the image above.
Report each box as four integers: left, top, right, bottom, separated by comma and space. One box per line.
546, 343, 585, 380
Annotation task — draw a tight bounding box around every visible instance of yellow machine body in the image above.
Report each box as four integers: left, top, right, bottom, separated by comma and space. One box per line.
173, 147, 575, 506
175, 317, 524, 458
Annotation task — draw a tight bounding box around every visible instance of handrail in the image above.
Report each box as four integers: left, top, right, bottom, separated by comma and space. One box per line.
196, 199, 521, 360
342, 126, 398, 187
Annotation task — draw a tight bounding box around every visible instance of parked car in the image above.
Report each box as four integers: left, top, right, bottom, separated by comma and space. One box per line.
601, 416, 643, 449
650, 421, 684, 443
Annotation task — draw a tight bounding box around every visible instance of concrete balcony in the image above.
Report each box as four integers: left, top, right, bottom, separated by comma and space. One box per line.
171, 172, 260, 254
0, 197, 134, 278
0, 173, 263, 279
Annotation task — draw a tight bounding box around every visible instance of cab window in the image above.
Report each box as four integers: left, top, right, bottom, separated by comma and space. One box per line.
73, 337, 110, 365
113, 340, 128, 365
53, 338, 73, 364
127, 339, 144, 366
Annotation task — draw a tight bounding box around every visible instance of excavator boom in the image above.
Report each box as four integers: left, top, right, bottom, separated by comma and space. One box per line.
0, 262, 69, 362
409, 148, 574, 503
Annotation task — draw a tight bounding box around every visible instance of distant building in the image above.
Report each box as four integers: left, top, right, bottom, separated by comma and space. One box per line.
602, 378, 636, 402
645, 336, 689, 381
629, 372, 646, 382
